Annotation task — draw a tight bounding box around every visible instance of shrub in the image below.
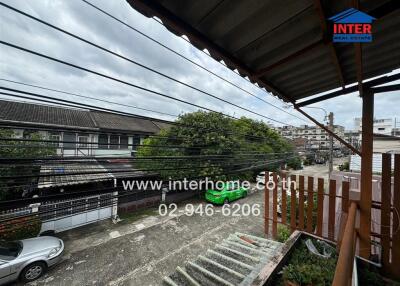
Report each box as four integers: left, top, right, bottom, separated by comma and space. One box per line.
0, 215, 41, 241
277, 224, 291, 242
283, 263, 324, 285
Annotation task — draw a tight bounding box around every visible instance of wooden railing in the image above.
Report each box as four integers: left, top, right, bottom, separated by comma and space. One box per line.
332, 201, 357, 286
264, 153, 400, 282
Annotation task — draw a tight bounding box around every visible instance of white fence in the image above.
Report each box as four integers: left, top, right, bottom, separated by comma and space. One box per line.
350, 154, 395, 173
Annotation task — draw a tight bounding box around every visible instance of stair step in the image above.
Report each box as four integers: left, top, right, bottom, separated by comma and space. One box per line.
214, 245, 260, 266
185, 262, 235, 286
206, 249, 254, 275
195, 255, 245, 285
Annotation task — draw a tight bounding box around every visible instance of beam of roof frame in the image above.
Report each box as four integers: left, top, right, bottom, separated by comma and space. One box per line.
372, 84, 400, 93
296, 73, 400, 107
313, 0, 346, 88
254, 40, 323, 78
126, 0, 295, 103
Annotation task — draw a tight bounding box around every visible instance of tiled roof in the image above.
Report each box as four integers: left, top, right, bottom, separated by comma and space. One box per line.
90, 111, 160, 133
0, 100, 166, 133
0, 100, 95, 129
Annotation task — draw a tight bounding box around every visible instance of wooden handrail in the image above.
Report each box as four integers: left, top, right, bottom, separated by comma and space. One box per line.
332, 202, 358, 286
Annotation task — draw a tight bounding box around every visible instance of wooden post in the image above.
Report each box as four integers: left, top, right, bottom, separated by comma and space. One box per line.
392, 154, 400, 278
290, 175, 297, 232
316, 178, 324, 237
306, 176, 314, 233
281, 172, 287, 225
272, 173, 278, 238
264, 170, 269, 236
342, 181, 349, 212
359, 89, 374, 258
299, 175, 305, 230
329, 179, 336, 241
332, 202, 357, 286
381, 153, 391, 272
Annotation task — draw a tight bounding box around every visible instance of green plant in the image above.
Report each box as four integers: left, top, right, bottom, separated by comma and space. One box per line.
0, 129, 56, 200
283, 263, 324, 285
136, 111, 293, 180
0, 215, 41, 241
281, 239, 338, 286
277, 224, 291, 242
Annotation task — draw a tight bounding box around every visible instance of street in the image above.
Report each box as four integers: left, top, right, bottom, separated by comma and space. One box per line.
21, 189, 266, 286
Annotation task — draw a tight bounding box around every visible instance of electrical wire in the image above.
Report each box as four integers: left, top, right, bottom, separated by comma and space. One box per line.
0, 3, 297, 126
80, 0, 309, 124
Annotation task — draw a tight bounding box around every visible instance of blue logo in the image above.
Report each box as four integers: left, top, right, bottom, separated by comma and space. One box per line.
328, 8, 376, 43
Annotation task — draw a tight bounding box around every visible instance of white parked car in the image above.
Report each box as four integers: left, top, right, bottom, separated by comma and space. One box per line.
0, 236, 64, 284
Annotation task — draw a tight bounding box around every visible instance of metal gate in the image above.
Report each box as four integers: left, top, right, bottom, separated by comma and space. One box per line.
39, 194, 113, 233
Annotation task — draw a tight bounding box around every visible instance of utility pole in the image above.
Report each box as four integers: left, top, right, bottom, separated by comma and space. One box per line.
328, 112, 334, 176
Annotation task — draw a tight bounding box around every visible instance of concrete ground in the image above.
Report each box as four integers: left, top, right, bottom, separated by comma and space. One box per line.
20, 187, 267, 286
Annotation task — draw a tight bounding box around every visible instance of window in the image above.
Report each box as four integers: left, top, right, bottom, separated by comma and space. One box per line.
49, 132, 61, 147
63, 132, 76, 149
110, 135, 119, 149
120, 135, 128, 149
378, 128, 385, 131
131, 135, 141, 150
98, 134, 108, 149
78, 135, 89, 148
23, 130, 37, 139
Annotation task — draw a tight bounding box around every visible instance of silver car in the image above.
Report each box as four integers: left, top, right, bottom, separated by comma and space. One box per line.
0, 236, 64, 285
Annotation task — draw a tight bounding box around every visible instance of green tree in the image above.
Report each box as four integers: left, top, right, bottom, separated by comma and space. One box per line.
136, 111, 294, 181
0, 129, 56, 200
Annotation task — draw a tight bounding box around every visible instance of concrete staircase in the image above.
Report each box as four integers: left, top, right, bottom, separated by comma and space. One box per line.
162, 232, 283, 286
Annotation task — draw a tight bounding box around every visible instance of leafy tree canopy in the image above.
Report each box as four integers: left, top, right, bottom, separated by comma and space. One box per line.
136, 111, 295, 181
0, 129, 56, 200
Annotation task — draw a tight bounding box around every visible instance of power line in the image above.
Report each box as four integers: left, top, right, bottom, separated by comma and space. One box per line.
0, 78, 179, 118
81, 0, 308, 124
0, 3, 298, 126
0, 87, 290, 144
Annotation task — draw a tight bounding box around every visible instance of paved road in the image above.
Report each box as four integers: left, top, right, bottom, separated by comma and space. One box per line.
21, 188, 267, 286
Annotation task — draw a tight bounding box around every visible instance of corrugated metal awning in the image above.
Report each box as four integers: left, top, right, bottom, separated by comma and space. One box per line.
127, 0, 400, 103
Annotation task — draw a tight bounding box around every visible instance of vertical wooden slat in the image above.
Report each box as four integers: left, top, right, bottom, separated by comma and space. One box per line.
290, 175, 297, 232
329, 179, 337, 241
306, 176, 314, 233
392, 154, 400, 278
359, 90, 374, 258
281, 172, 287, 225
264, 171, 269, 236
381, 153, 391, 271
298, 175, 305, 230
272, 173, 278, 238
342, 181, 349, 212
316, 178, 324, 237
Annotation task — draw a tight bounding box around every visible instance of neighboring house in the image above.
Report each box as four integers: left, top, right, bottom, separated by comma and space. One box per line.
0, 99, 168, 233
0, 99, 164, 157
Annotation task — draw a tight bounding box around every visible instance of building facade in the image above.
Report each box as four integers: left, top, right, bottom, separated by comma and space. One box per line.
275, 124, 345, 151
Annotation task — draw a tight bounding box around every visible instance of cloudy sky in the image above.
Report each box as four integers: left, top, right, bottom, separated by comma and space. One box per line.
0, 0, 399, 130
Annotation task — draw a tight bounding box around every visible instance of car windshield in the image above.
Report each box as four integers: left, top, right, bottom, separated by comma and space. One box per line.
0, 241, 22, 261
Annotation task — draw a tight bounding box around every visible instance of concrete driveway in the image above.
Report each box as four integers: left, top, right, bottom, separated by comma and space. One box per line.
21, 188, 267, 286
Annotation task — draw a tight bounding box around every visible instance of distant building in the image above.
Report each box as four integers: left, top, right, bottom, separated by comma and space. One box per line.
354, 117, 398, 137
275, 124, 345, 151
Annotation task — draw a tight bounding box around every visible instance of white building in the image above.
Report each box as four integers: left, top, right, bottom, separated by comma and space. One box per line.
275, 124, 345, 150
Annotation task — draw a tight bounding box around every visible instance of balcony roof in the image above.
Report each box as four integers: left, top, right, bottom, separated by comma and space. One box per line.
127, 0, 400, 103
